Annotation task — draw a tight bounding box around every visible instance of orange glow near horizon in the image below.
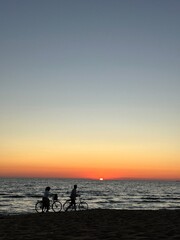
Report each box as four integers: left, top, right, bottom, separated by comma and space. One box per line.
1, 133, 180, 180
1, 142, 180, 180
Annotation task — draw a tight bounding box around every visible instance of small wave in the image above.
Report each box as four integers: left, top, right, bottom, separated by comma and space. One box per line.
141, 200, 162, 203
108, 200, 124, 204
2, 195, 25, 199
25, 194, 42, 198
2, 194, 43, 199
0, 199, 10, 202
0, 204, 10, 207
142, 197, 160, 200
162, 197, 180, 201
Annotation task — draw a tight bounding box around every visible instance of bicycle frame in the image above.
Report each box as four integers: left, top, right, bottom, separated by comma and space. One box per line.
35, 194, 62, 213
63, 196, 88, 211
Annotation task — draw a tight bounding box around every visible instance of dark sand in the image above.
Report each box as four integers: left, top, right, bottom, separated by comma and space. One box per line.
0, 209, 180, 239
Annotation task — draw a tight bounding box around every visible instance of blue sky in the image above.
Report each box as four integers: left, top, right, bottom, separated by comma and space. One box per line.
0, 0, 180, 178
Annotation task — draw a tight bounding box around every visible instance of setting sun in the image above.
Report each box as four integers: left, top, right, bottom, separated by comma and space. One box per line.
99, 178, 104, 181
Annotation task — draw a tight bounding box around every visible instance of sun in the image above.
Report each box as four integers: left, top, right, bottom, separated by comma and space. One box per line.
99, 178, 104, 181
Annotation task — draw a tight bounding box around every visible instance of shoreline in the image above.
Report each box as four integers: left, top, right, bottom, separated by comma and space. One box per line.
1, 207, 180, 217
0, 209, 180, 239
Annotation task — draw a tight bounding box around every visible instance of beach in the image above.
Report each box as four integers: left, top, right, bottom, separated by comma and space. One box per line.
0, 209, 180, 239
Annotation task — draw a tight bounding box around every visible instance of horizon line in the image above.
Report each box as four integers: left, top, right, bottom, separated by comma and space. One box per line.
0, 176, 179, 181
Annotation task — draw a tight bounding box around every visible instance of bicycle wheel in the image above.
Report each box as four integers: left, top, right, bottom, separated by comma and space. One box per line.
35, 201, 44, 213
78, 201, 88, 210
52, 200, 62, 212
63, 200, 75, 211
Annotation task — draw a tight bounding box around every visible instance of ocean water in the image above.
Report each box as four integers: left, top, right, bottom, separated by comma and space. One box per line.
0, 178, 180, 215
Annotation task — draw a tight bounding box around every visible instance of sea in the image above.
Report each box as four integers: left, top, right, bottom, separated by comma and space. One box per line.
0, 178, 180, 215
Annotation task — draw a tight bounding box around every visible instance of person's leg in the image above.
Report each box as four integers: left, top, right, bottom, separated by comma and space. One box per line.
72, 199, 76, 211
42, 197, 46, 212
42, 197, 49, 212
46, 198, 50, 212
65, 199, 73, 211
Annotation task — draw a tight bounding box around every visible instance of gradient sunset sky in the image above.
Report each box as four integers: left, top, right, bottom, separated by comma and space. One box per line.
0, 0, 180, 180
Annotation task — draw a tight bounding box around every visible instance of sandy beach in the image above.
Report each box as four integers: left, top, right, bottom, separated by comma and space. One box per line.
0, 209, 180, 239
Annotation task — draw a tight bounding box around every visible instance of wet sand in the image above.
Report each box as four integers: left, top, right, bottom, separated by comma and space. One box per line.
0, 209, 180, 239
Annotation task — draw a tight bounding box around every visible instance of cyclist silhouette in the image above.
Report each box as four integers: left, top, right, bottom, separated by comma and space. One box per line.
42, 186, 52, 212
65, 184, 79, 211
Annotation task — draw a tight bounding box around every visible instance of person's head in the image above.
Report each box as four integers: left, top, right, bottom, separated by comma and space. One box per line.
74, 184, 77, 189
45, 186, 51, 191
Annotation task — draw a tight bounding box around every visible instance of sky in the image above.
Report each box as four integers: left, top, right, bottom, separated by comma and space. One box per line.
0, 0, 180, 180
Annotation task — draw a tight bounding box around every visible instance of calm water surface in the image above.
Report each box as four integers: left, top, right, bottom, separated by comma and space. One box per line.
0, 178, 180, 215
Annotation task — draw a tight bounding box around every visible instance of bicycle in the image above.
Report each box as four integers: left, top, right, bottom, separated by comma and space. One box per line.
63, 196, 88, 211
35, 194, 62, 213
